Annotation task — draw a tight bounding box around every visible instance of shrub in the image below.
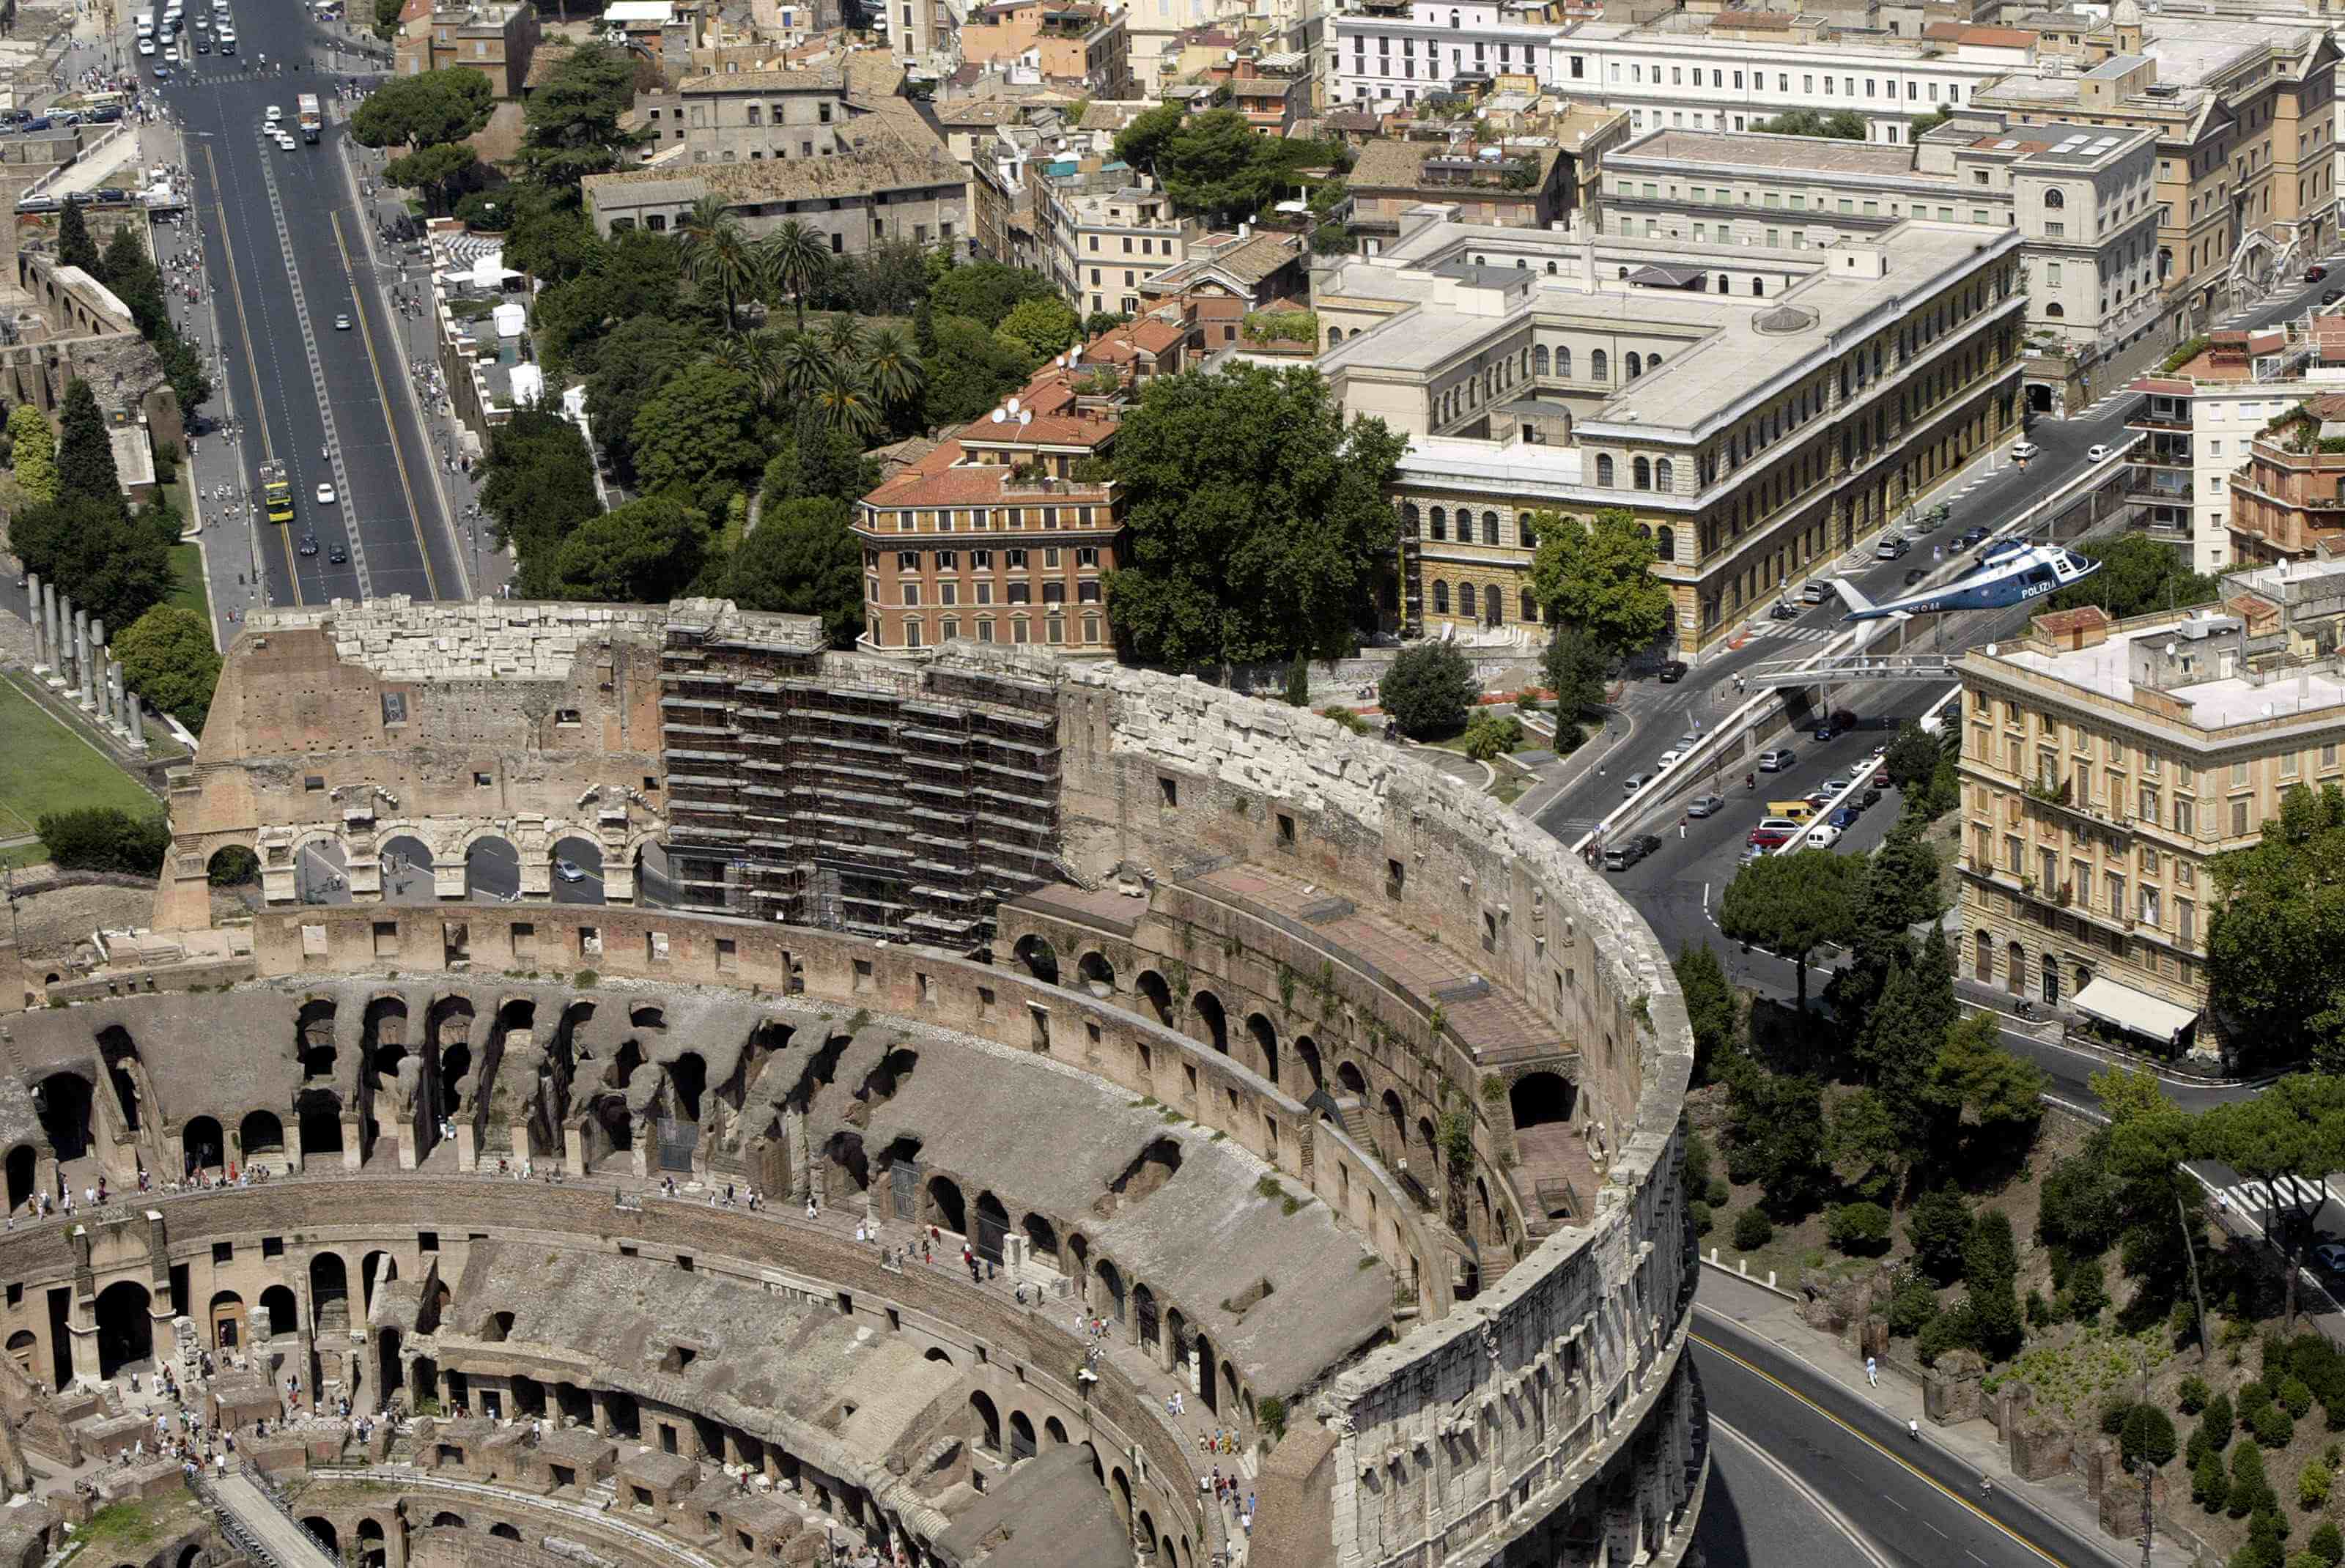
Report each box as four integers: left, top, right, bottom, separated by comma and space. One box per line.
2196, 1446, 2231, 1512
2182, 1377, 2213, 1416
1691, 1200, 1713, 1237
2283, 1376, 2316, 1419
2066, 1257, 2108, 1324
2257, 1402, 2297, 1449
1888, 1272, 1941, 1338
2102, 1397, 2138, 1436
1258, 1396, 1287, 1440
2243, 1381, 2275, 1421
1964, 1210, 2018, 1292
2207, 1393, 2237, 1448
1462, 709, 1525, 762
1906, 1188, 1972, 1284
2233, 1441, 2272, 1518
2026, 1288, 2052, 1328
1378, 641, 1479, 739
1683, 1131, 1713, 1196
1732, 1208, 1774, 1251
1916, 1301, 1977, 1367
2308, 1520, 2344, 1566
2298, 1552, 2337, 1568
2121, 1405, 2178, 1470
1828, 1202, 1894, 1256
37, 807, 171, 876
2301, 1454, 2334, 1512
1707, 1177, 1731, 1208
1968, 1284, 2024, 1361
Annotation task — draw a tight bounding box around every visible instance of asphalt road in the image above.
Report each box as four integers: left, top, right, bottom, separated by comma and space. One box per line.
1697, 1415, 1894, 1568
155, 6, 460, 610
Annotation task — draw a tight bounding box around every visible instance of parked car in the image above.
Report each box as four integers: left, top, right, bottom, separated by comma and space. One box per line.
1657, 659, 1687, 683
1820, 776, 1851, 796
2327, 288, 2344, 306
2309, 265, 2330, 283
1602, 835, 1661, 872
12, 194, 56, 212
1903, 567, 1929, 587
1859, 786, 1884, 810
2087, 443, 2113, 463
1957, 525, 1990, 550
1657, 747, 1688, 770
1875, 534, 1911, 560
1828, 806, 1860, 831
1748, 818, 1801, 848
1804, 789, 1834, 810
2314, 1242, 2345, 1274
1813, 716, 1844, 742
1758, 747, 1796, 772
1686, 793, 1724, 818
1801, 580, 1832, 605
1769, 600, 1801, 621
1622, 772, 1654, 796
93, 187, 125, 203
1808, 824, 1844, 848
2010, 440, 2039, 461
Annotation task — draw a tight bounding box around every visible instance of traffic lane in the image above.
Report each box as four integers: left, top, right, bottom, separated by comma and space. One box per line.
2235, 257, 2345, 331
1691, 1317, 2097, 1568
1698, 1419, 1893, 1568
281, 118, 459, 599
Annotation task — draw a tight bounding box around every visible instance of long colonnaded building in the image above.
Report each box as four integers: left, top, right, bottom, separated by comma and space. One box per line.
0, 598, 1705, 1568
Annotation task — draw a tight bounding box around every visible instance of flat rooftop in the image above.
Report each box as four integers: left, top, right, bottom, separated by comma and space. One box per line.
1318, 217, 2018, 440
1609, 128, 1924, 178
1994, 613, 2345, 731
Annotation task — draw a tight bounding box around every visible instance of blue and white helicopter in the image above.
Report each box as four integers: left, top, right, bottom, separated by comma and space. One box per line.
1833, 537, 2100, 630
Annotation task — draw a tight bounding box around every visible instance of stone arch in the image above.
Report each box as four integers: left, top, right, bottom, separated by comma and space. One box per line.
490, 1524, 520, 1542
1337, 1061, 1368, 1098
1044, 1415, 1068, 1444
35, 1072, 92, 1160
2006, 940, 2026, 996
1194, 1331, 1218, 1413
298, 1089, 344, 1158
1381, 1090, 1406, 1158
182, 1114, 224, 1177
973, 1191, 1009, 1262
550, 836, 605, 903
240, 1109, 284, 1161
208, 1290, 245, 1350
379, 835, 437, 906
928, 1175, 966, 1235
1244, 1013, 1279, 1086
3, 1144, 31, 1213
1075, 951, 1116, 997
177, 1545, 204, 1568
1013, 935, 1059, 985
1096, 1257, 1127, 1321
1134, 970, 1175, 1027
260, 1285, 298, 1337
429, 1514, 464, 1531
969, 1390, 1001, 1452
310, 1251, 351, 1332
462, 834, 520, 902
1110, 1467, 1134, 1528
356, 1518, 387, 1568
1192, 991, 1227, 1054
95, 1280, 152, 1378
362, 1250, 397, 1313
1008, 1410, 1038, 1461
667, 1052, 707, 1123
1132, 1282, 1160, 1351
1973, 928, 1993, 983
1509, 1072, 1574, 1129
925, 1347, 953, 1365
303, 1521, 339, 1558
1293, 1035, 1323, 1094
1022, 1212, 1060, 1264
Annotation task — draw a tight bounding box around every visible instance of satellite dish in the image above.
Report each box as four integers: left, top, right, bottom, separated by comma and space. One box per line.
991, 407, 1006, 423
1008, 396, 1022, 413
1019, 409, 1033, 426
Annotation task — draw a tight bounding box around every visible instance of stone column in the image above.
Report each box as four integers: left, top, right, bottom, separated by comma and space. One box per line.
26, 572, 45, 673
43, 586, 64, 689
82, 618, 102, 711
125, 692, 147, 754
107, 660, 128, 738
70, 609, 90, 709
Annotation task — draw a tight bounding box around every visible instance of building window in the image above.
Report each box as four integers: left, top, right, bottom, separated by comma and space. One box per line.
1595, 454, 1614, 486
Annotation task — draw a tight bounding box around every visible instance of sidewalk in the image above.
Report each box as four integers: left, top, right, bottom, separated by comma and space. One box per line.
1698, 1265, 2198, 1568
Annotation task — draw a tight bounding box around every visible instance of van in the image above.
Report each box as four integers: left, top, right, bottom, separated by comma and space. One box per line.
1768, 800, 1817, 823
135, 15, 152, 34
1801, 579, 1831, 605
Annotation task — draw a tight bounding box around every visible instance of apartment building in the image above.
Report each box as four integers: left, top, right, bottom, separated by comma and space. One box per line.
1550, 12, 2028, 145
1971, 7, 2338, 334
1953, 555, 2345, 1061
1314, 215, 2025, 652
1599, 119, 2162, 358
854, 352, 1135, 656
1033, 163, 1197, 317
958, 0, 1133, 97
2127, 328, 2333, 574
1329, 0, 1568, 113
394, 0, 539, 96
2226, 389, 2345, 565
1346, 136, 1579, 251
673, 67, 851, 162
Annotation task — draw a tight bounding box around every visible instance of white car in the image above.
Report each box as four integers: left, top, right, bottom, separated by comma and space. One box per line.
315, 481, 336, 505
1657, 747, 1688, 769
1808, 824, 1843, 848
161, 44, 179, 60
2087, 443, 2113, 462
2010, 440, 2039, 460
136, 34, 155, 52
265, 104, 281, 123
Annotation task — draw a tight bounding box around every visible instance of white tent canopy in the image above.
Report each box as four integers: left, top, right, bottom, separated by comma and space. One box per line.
2073, 976, 2198, 1047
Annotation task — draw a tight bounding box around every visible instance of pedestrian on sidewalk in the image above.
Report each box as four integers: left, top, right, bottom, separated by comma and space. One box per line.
1866, 1356, 1877, 1388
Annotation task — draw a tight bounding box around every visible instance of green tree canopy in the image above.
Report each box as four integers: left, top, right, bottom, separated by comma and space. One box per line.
1111, 106, 1344, 219
2089, 1065, 2206, 1320
1717, 849, 1863, 1017
997, 294, 1081, 362
1929, 1012, 2047, 1166
531, 228, 690, 374
383, 141, 483, 218
583, 316, 709, 487
1378, 640, 1477, 739
926, 262, 1059, 329
54, 379, 120, 514
111, 604, 220, 728
516, 42, 643, 190
8, 401, 54, 503
549, 495, 710, 603
2197, 1073, 2345, 1328
1106, 364, 1404, 667
7, 492, 169, 631
1524, 508, 1672, 658
1755, 108, 1868, 139
631, 359, 762, 517
728, 496, 864, 646
1722, 1058, 1833, 1217
37, 807, 170, 876
922, 314, 1037, 426
2048, 531, 2222, 618
1673, 942, 1736, 1084
500, 189, 605, 284
56, 199, 97, 275
2209, 783, 2345, 1073
349, 67, 495, 149
479, 406, 603, 597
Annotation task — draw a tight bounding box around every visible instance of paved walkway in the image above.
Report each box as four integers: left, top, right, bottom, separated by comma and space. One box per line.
1697, 1266, 2198, 1568
211, 1469, 339, 1568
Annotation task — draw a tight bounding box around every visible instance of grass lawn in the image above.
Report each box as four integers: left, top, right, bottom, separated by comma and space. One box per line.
166, 541, 211, 624
0, 675, 159, 845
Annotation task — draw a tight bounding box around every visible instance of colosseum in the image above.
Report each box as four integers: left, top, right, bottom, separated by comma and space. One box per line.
0, 597, 1705, 1568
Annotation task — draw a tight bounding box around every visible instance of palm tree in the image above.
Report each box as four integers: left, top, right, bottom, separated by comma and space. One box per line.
817, 314, 868, 364
676, 194, 758, 332
737, 328, 791, 407
813, 362, 885, 443
780, 332, 830, 401
859, 324, 923, 417
760, 221, 828, 333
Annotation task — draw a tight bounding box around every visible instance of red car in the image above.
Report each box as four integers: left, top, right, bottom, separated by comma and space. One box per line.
2310, 265, 2330, 283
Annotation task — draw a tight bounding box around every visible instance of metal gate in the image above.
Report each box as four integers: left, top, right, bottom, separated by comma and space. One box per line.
973, 1200, 1008, 1264
890, 1158, 919, 1222
657, 1116, 698, 1172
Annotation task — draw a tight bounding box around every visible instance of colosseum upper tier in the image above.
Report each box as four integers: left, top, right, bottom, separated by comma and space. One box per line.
1, 598, 1704, 1568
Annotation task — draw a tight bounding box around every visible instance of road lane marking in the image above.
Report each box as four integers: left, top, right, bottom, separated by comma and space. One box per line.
1692, 1330, 2072, 1565
201, 139, 301, 607
330, 208, 444, 599
1710, 1416, 1897, 1568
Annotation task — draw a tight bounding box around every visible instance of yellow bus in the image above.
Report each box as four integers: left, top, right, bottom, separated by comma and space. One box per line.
260, 460, 292, 525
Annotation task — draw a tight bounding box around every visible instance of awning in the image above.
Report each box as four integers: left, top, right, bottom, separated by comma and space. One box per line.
2073, 976, 2200, 1046
1628, 265, 1704, 288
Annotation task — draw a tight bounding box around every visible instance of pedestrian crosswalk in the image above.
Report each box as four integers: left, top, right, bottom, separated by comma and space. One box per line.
2211, 1173, 2337, 1220
1744, 623, 1836, 643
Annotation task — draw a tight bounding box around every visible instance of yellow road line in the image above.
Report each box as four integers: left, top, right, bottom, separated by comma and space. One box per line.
329, 208, 440, 600
1691, 1330, 2073, 1566
202, 141, 301, 607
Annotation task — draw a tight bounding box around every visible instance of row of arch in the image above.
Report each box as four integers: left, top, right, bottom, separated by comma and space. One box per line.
1973, 928, 2092, 1007
84, 1247, 406, 1380
966, 1391, 1189, 1567
1427, 580, 1539, 627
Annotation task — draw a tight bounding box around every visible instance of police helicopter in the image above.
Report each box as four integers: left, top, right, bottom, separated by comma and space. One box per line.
1833, 536, 2100, 629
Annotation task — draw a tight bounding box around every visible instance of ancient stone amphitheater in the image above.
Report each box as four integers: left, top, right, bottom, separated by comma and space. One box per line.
0, 599, 1705, 1568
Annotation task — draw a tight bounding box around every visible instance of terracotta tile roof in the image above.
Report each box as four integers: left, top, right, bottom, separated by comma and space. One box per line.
2031, 605, 2108, 636
682, 64, 844, 92
1922, 21, 2037, 45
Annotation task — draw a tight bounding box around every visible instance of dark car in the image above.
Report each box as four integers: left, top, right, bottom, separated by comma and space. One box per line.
2327, 288, 2343, 306
297, 536, 319, 557
2310, 265, 2330, 283
194, 35, 209, 50
1828, 806, 1860, 831
1603, 836, 1658, 873
93, 187, 125, 204
62, 191, 92, 206
20, 117, 50, 133
1957, 524, 1990, 550
1904, 567, 1929, 587
327, 544, 348, 564
1814, 717, 1843, 742
1768, 600, 1800, 621
87, 106, 121, 123
1828, 707, 1858, 730
1657, 659, 1687, 683
1859, 785, 1884, 810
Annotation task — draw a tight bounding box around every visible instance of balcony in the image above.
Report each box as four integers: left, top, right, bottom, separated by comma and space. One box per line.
2127, 405, 2190, 433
